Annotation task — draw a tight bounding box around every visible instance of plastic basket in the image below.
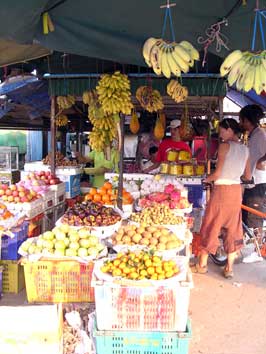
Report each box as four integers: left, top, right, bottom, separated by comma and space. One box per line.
23, 259, 95, 303
93, 273, 192, 332
1, 221, 29, 260
0, 260, 25, 293
93, 318, 192, 354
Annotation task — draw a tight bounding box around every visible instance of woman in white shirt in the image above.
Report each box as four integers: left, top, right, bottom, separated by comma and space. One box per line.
192, 119, 251, 278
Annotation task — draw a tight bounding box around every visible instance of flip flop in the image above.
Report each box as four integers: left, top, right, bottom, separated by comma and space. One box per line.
190, 263, 208, 274
223, 268, 234, 279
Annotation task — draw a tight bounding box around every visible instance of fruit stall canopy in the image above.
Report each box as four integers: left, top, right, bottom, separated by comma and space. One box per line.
0, 0, 265, 67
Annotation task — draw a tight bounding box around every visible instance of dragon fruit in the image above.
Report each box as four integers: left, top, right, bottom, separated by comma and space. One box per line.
170, 190, 181, 201
149, 192, 168, 202
164, 184, 175, 194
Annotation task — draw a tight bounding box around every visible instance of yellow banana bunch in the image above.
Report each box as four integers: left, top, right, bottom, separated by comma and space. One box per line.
82, 90, 98, 105
167, 80, 188, 103
57, 95, 75, 110
136, 86, 164, 113
220, 50, 266, 94
96, 71, 133, 115
56, 114, 68, 127
142, 38, 199, 78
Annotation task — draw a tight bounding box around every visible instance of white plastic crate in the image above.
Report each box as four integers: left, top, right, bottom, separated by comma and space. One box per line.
7, 198, 44, 219
49, 183, 66, 205
43, 190, 56, 211
93, 270, 192, 332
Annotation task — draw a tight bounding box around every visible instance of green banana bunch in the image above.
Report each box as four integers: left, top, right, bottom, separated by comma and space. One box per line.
142, 38, 199, 78
96, 71, 133, 115
220, 50, 266, 94
136, 86, 164, 113
57, 95, 75, 110
167, 80, 188, 103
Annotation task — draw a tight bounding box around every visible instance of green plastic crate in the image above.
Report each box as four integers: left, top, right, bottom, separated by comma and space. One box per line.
93, 319, 192, 354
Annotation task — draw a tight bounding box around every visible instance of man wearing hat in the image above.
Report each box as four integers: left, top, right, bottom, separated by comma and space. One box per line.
143, 119, 191, 173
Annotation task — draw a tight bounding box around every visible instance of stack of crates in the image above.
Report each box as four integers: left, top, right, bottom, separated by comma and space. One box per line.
92, 261, 193, 354
0, 221, 28, 294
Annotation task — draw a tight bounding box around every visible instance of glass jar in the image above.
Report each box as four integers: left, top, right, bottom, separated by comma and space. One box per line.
167, 150, 179, 162
169, 163, 183, 175
183, 163, 194, 176
160, 162, 169, 174
178, 150, 191, 162
196, 164, 205, 176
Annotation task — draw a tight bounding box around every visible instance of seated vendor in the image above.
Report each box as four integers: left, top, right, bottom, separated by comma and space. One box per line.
143, 119, 191, 173
141, 146, 160, 174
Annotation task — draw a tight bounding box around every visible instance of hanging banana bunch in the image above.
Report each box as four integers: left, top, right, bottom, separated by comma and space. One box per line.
82, 89, 98, 105
96, 71, 133, 115
136, 86, 164, 113
167, 80, 188, 103
56, 114, 69, 127
129, 111, 140, 134
57, 95, 75, 110
154, 115, 165, 140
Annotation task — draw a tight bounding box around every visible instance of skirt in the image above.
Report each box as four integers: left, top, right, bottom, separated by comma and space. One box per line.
200, 184, 243, 254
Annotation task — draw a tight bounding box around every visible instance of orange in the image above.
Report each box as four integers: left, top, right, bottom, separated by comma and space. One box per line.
107, 189, 114, 195
93, 193, 102, 202
90, 188, 97, 196
98, 187, 107, 196
103, 181, 112, 190
102, 194, 110, 203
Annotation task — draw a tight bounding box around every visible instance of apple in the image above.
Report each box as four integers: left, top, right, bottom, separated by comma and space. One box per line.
7, 196, 14, 202
55, 230, 66, 241
79, 239, 91, 249
40, 176, 46, 180
14, 197, 20, 203
69, 232, 80, 242
0, 189, 5, 196
43, 240, 54, 250
1, 184, 8, 190
54, 240, 66, 250
12, 191, 19, 197
43, 231, 55, 240
5, 190, 12, 196
65, 249, 77, 257
78, 228, 91, 239
18, 191, 25, 198
49, 179, 57, 185
45, 171, 51, 177
9, 184, 17, 191
2, 195, 8, 201
60, 224, 69, 234
69, 241, 80, 250
54, 249, 65, 257
17, 186, 25, 192
78, 248, 88, 257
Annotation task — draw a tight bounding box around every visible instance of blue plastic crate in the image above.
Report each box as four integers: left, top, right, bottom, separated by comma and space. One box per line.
1, 221, 29, 260
93, 319, 192, 354
184, 184, 205, 208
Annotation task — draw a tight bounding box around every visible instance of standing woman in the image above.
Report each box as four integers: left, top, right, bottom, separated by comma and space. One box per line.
192, 119, 251, 278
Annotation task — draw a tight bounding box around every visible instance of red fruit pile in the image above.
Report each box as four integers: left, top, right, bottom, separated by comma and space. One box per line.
0, 184, 41, 203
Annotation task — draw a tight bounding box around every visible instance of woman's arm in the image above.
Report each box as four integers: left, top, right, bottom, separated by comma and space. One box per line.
204, 143, 229, 183
142, 162, 160, 173
242, 156, 252, 181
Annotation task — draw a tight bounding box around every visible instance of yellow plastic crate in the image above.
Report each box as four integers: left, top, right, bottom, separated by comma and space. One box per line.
23, 259, 95, 303
0, 260, 25, 293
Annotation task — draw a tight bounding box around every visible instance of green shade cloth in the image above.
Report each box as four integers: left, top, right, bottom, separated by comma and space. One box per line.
0, 131, 27, 154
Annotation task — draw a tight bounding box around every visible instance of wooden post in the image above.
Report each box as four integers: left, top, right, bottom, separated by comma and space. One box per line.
218, 97, 224, 121
42, 131, 48, 159
117, 115, 125, 210
50, 96, 56, 175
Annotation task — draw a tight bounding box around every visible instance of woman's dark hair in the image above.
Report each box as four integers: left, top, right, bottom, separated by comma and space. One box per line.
219, 118, 241, 134
149, 146, 158, 155
239, 105, 264, 126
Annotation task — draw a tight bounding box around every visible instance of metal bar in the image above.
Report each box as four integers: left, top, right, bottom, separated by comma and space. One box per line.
44, 73, 222, 79
117, 115, 125, 211
50, 96, 56, 175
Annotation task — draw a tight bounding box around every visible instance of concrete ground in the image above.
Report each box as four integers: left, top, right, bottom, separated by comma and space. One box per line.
1, 257, 266, 354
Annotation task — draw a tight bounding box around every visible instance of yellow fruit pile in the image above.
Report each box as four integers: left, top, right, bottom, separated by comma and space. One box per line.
111, 224, 183, 251
96, 71, 133, 115
130, 205, 184, 226
136, 86, 164, 112
167, 80, 188, 103
100, 251, 180, 280
56, 114, 68, 127
57, 95, 75, 110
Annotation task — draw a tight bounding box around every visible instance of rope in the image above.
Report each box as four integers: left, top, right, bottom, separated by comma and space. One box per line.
251, 6, 266, 51
161, 1, 176, 42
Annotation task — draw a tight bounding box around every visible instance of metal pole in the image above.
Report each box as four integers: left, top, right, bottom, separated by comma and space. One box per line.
117, 115, 125, 211
50, 96, 56, 175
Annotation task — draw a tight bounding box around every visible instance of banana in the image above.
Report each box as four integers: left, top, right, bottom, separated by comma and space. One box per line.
167, 49, 181, 77
243, 66, 255, 92
150, 40, 163, 75
220, 50, 243, 76
253, 64, 263, 94
179, 40, 200, 60
171, 46, 189, 73
161, 46, 171, 79
227, 58, 246, 87
236, 62, 250, 91
173, 44, 191, 63
142, 37, 158, 67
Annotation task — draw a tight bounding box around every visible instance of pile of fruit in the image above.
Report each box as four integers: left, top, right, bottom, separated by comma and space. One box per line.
138, 184, 190, 210
85, 90, 119, 152
111, 224, 183, 251
96, 71, 133, 115
84, 181, 133, 205
61, 201, 121, 227
143, 38, 199, 78
100, 251, 180, 280
130, 205, 184, 226
0, 184, 41, 204
136, 86, 164, 113
56, 114, 69, 127
19, 225, 105, 258
0, 203, 14, 220
167, 80, 188, 103
42, 152, 78, 166
22, 171, 62, 186
220, 49, 266, 93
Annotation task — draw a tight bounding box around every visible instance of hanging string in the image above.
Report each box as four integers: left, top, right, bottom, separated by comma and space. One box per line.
251, 1, 266, 51
160, 1, 176, 41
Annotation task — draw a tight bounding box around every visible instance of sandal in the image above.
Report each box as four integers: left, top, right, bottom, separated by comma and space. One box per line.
223, 268, 234, 279
190, 263, 208, 274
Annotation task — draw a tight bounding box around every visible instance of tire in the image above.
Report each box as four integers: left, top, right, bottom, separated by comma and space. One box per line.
209, 252, 227, 266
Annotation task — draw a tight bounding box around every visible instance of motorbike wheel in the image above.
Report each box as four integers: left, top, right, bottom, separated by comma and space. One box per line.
209, 252, 227, 266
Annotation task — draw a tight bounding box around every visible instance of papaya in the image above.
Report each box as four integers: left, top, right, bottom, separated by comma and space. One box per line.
154, 117, 165, 140
159, 112, 166, 129
130, 112, 140, 134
